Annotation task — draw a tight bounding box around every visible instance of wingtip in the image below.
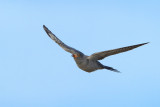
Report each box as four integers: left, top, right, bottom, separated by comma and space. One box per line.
144, 42, 150, 44
141, 42, 150, 46
113, 70, 121, 73
137, 42, 149, 47
43, 25, 47, 30
43, 25, 50, 33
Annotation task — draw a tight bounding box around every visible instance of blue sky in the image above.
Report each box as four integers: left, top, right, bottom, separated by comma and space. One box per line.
0, 0, 160, 107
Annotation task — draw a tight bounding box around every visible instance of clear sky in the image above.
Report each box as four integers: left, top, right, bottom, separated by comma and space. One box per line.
0, 0, 160, 107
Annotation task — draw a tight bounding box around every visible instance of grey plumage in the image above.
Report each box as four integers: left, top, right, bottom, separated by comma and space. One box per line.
88, 42, 148, 60
43, 25, 148, 73
43, 25, 83, 55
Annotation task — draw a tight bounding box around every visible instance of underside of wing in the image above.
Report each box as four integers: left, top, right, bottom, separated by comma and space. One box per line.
43, 25, 83, 55
88, 42, 149, 60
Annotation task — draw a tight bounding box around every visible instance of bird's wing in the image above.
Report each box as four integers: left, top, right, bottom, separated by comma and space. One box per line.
88, 42, 149, 60
43, 25, 83, 55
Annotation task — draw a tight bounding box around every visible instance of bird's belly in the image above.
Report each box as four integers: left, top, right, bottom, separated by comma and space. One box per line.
76, 61, 100, 72
78, 65, 96, 72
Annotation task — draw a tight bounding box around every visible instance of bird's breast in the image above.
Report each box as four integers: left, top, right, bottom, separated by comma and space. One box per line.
74, 59, 102, 72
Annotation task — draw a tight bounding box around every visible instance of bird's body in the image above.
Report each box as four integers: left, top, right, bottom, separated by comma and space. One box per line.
73, 55, 104, 72
43, 25, 148, 73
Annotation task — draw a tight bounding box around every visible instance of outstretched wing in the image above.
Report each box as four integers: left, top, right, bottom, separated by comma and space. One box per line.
88, 42, 149, 60
43, 25, 83, 55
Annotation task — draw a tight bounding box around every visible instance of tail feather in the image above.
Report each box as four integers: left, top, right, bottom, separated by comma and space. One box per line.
103, 66, 120, 73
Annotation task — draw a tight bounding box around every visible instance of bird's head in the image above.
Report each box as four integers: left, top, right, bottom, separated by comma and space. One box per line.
72, 54, 79, 58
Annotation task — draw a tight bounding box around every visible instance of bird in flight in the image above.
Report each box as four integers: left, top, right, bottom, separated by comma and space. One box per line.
43, 25, 148, 73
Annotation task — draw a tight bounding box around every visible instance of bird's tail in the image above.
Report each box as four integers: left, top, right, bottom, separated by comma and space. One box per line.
103, 65, 120, 73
